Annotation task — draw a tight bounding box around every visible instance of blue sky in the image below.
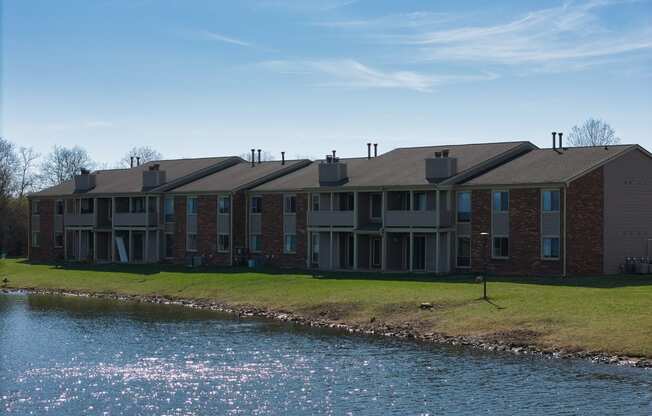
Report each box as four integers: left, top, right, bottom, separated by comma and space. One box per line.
2, 0, 651, 164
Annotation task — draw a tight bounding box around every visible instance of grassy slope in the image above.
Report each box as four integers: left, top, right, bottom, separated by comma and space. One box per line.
2, 259, 651, 357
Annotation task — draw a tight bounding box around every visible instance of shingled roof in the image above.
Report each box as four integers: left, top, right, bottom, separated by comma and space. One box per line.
30, 156, 239, 197
462, 145, 647, 186
252, 141, 535, 191
168, 159, 311, 193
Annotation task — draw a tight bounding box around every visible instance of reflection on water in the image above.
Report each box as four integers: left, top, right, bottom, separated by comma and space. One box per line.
1, 293, 650, 415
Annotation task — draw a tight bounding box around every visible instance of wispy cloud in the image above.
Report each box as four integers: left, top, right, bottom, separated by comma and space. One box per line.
380, 0, 652, 67
199, 30, 253, 47
313, 11, 454, 29
252, 0, 357, 13
259, 59, 497, 92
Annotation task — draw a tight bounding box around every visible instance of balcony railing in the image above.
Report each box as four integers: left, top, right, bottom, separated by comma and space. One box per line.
385, 210, 453, 228
64, 213, 95, 227
113, 212, 157, 227
308, 210, 355, 227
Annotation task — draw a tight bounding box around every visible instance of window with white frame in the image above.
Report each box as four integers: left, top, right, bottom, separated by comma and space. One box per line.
284, 234, 297, 253
493, 237, 509, 258
457, 236, 471, 267
493, 191, 509, 212
164, 198, 175, 222
457, 192, 471, 222
311, 233, 319, 264
284, 194, 297, 214
250, 234, 262, 252
31, 232, 40, 247
32, 200, 40, 215
187, 197, 198, 215
187, 233, 198, 252
542, 237, 560, 259
54, 232, 64, 248
542, 190, 561, 212
218, 234, 230, 252
187, 197, 198, 252
251, 196, 262, 214
218, 196, 231, 214
413, 192, 427, 211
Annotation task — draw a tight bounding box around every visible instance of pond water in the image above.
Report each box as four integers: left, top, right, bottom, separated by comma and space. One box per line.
1, 293, 650, 415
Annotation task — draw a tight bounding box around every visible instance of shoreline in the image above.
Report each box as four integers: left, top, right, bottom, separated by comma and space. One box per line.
3, 287, 650, 369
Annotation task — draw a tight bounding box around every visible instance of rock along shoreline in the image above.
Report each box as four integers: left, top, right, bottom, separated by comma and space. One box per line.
3, 287, 650, 369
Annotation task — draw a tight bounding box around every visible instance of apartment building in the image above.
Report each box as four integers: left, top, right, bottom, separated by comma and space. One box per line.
28, 139, 652, 275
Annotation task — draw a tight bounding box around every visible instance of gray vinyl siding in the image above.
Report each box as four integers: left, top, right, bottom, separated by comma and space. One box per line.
603, 149, 652, 274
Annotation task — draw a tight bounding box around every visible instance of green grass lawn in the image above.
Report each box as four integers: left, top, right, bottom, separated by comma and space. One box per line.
2, 258, 651, 357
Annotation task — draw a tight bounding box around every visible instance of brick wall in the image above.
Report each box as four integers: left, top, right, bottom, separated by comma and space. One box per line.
567, 167, 604, 275
232, 191, 247, 251
196, 195, 230, 265
469, 188, 563, 276
260, 192, 307, 268
29, 198, 63, 262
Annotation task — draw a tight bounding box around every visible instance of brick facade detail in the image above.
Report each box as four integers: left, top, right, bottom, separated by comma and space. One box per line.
566, 167, 604, 275
470, 188, 564, 276
28, 199, 63, 262
260, 192, 307, 268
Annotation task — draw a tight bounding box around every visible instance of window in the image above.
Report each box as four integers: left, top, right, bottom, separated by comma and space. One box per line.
187, 233, 198, 252
164, 198, 175, 222
55, 200, 64, 216
370, 193, 382, 219
54, 232, 64, 248
218, 234, 230, 252
312, 194, 320, 211
66, 199, 75, 214
31, 232, 40, 247
543, 237, 560, 259
32, 200, 40, 215
251, 196, 262, 214
457, 237, 471, 267
81, 198, 94, 214
219, 196, 231, 214
457, 192, 471, 222
165, 233, 175, 258
493, 191, 509, 212
284, 195, 297, 214
543, 190, 561, 212
339, 193, 354, 211
250, 235, 262, 252
284, 234, 297, 253
493, 237, 509, 258
187, 197, 198, 215
413, 192, 427, 211
311, 233, 319, 264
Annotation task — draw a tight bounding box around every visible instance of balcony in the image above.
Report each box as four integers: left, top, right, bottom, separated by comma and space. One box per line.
385, 210, 453, 228
113, 212, 157, 227
64, 213, 94, 227
308, 210, 355, 227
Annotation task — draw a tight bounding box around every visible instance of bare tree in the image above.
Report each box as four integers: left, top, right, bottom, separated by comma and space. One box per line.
120, 146, 162, 168
40, 145, 95, 186
567, 118, 620, 147
17, 147, 40, 197
0, 137, 18, 199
